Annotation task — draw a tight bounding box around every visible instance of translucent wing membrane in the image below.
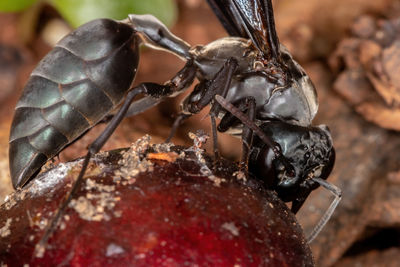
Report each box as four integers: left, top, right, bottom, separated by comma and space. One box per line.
206, 0, 247, 37
206, 0, 280, 60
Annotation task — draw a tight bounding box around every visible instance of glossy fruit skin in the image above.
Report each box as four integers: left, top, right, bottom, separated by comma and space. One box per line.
9, 19, 139, 189
0, 146, 314, 266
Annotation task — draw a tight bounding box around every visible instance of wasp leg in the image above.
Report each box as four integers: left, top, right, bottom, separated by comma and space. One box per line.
164, 111, 191, 143
208, 58, 239, 160
216, 103, 242, 132
34, 84, 148, 257
98, 59, 197, 133
216, 97, 256, 171
209, 114, 220, 160
240, 98, 256, 172
169, 58, 238, 154
165, 113, 191, 143
35, 77, 198, 256
128, 59, 198, 120
214, 95, 295, 177
197, 57, 238, 114
200, 57, 238, 159
99, 59, 198, 145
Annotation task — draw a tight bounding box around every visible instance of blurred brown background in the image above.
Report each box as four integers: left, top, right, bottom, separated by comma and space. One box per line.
1, 0, 400, 266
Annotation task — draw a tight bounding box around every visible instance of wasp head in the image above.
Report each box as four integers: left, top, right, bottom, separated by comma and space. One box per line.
249, 121, 335, 203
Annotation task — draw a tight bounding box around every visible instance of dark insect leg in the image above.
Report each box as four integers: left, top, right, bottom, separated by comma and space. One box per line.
214, 95, 295, 177
239, 97, 256, 172
99, 59, 198, 143
34, 82, 164, 256
306, 178, 342, 243
185, 57, 237, 114
100, 60, 197, 124
139, 60, 197, 99
167, 57, 238, 143
217, 110, 240, 133
128, 60, 198, 143
209, 58, 238, 115
202, 57, 237, 159
217, 96, 256, 170
217, 97, 256, 133
165, 113, 191, 143
194, 54, 237, 157
210, 114, 220, 160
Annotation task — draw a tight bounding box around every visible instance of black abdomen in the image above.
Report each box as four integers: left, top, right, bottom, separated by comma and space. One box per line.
9, 19, 139, 188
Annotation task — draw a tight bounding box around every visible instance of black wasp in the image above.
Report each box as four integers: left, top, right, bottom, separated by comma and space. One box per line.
9, 0, 341, 251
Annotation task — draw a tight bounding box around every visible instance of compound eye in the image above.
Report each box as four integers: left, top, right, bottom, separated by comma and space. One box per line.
251, 146, 276, 188
320, 148, 336, 180
304, 152, 311, 159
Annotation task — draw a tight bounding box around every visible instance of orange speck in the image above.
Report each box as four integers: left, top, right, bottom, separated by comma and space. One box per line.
147, 152, 179, 162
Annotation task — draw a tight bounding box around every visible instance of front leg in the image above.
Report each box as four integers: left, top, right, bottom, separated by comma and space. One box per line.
183, 57, 238, 114
167, 58, 238, 143
171, 58, 238, 157
215, 95, 295, 177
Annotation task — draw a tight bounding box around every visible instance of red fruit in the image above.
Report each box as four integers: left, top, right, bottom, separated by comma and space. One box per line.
0, 137, 314, 266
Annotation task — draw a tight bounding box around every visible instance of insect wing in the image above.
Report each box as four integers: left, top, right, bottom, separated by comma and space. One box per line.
206, 0, 247, 37
206, 0, 280, 60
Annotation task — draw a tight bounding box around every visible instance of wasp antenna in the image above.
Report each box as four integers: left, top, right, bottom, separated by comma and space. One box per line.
307, 177, 342, 243
215, 95, 269, 146
214, 95, 294, 175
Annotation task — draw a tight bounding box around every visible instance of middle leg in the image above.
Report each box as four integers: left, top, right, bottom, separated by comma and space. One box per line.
170, 57, 238, 156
